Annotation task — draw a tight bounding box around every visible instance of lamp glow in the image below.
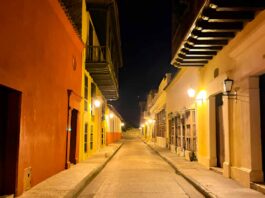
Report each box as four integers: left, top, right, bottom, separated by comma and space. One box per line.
187, 88, 196, 98
109, 113, 114, 119
94, 100, 101, 108
121, 123, 125, 127
196, 90, 207, 105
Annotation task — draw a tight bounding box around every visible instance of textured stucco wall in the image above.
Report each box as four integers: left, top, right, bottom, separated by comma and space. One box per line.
0, 0, 83, 194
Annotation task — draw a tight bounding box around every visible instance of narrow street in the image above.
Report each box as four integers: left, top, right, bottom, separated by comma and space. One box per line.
78, 137, 203, 198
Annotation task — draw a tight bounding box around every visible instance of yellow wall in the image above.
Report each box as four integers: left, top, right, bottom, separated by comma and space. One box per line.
79, 0, 107, 161
194, 10, 265, 186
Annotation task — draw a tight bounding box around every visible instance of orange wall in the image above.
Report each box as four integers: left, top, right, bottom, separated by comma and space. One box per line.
0, 0, 83, 195
106, 132, 122, 145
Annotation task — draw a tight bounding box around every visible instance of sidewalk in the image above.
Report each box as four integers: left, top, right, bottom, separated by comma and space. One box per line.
19, 142, 123, 198
147, 142, 265, 198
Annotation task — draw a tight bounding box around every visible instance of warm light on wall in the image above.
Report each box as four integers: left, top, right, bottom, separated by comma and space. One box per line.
196, 90, 207, 105
94, 99, 101, 108
109, 113, 114, 119
187, 88, 196, 98
148, 119, 156, 124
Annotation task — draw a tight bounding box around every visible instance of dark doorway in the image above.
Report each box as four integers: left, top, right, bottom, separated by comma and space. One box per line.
0, 85, 21, 196
69, 109, 78, 164
216, 93, 225, 168
260, 74, 265, 181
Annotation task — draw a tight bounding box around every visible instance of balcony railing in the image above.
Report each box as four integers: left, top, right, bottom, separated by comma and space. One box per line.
86, 46, 107, 63
86, 45, 119, 100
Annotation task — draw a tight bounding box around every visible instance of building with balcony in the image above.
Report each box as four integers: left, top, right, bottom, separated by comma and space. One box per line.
171, 0, 265, 189
85, 0, 123, 101
63, 0, 123, 161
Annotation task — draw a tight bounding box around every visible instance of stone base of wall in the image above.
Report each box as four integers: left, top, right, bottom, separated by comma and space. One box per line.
156, 137, 166, 148
170, 144, 176, 153
176, 147, 184, 157
231, 166, 263, 187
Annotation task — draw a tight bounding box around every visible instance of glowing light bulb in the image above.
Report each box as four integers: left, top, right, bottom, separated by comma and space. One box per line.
187, 88, 196, 98
94, 100, 101, 108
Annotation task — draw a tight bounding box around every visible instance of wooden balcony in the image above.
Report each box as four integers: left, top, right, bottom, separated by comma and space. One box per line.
171, 0, 265, 67
86, 46, 118, 100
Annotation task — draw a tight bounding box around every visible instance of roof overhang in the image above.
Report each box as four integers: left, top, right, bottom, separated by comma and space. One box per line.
171, 0, 265, 68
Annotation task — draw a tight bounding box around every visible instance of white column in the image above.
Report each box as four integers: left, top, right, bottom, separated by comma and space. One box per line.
222, 96, 231, 177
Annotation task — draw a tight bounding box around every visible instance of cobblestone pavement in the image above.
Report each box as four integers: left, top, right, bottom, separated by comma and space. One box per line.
78, 138, 203, 198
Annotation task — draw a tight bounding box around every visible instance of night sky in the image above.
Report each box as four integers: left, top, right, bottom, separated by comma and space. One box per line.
111, 0, 177, 127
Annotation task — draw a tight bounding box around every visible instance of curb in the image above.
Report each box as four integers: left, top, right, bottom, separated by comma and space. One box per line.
68, 143, 123, 198
144, 141, 216, 198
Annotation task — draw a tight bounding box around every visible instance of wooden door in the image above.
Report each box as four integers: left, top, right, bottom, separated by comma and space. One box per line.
0, 85, 21, 196
260, 74, 265, 180
216, 93, 224, 168
69, 109, 78, 164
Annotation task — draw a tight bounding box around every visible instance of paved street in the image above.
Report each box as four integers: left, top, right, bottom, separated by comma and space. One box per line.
78, 137, 203, 198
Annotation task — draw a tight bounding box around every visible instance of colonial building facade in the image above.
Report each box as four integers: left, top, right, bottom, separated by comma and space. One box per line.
141, 0, 265, 190
0, 0, 123, 196
170, 0, 265, 189
0, 0, 84, 195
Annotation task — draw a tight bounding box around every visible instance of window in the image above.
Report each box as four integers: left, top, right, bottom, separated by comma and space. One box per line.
91, 82, 96, 120
156, 109, 166, 137
84, 123, 88, 152
90, 125, 93, 150
101, 128, 104, 145
84, 75, 88, 111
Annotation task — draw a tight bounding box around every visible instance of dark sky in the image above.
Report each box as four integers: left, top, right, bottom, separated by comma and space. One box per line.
111, 0, 177, 126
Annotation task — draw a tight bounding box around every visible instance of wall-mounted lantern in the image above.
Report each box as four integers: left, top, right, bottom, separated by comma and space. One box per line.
223, 78, 237, 100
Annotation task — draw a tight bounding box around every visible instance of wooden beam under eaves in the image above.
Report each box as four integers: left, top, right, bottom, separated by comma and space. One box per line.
177, 59, 208, 64
180, 50, 217, 56
178, 54, 213, 60
201, 9, 255, 22
187, 38, 228, 46
191, 30, 235, 40
196, 21, 243, 32
177, 62, 205, 67
210, 0, 265, 12
183, 45, 222, 52
176, 57, 210, 63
